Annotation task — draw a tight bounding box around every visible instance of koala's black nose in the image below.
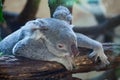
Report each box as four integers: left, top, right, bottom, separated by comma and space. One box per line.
71, 44, 79, 56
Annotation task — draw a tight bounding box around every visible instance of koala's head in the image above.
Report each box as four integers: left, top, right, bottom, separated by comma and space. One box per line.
53, 6, 72, 24
35, 18, 79, 57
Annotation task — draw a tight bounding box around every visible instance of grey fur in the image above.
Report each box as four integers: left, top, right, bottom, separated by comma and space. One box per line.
53, 6, 72, 24
0, 29, 24, 54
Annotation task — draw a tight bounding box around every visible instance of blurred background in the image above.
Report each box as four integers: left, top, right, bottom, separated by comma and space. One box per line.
0, 0, 120, 80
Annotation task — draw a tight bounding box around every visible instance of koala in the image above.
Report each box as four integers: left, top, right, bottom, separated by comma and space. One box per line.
0, 6, 109, 70
0, 18, 79, 70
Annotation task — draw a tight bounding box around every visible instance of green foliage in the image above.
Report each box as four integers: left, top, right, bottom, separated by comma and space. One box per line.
0, 52, 3, 56
62, 0, 81, 6
49, 0, 81, 7
115, 67, 120, 78
0, 0, 5, 23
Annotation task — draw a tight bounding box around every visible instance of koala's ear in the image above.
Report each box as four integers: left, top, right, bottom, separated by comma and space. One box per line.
32, 26, 48, 31
32, 19, 49, 31
39, 26, 49, 31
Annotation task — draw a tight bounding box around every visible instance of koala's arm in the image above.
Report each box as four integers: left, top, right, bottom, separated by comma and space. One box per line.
12, 37, 44, 59
0, 29, 24, 55
12, 37, 31, 56
76, 33, 109, 65
0, 19, 38, 55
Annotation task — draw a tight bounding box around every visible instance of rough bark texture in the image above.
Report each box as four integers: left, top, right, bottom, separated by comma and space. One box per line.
0, 43, 120, 80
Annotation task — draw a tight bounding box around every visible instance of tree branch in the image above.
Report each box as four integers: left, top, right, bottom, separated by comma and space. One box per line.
0, 43, 120, 79
17, 0, 41, 24
73, 15, 120, 36
3, 0, 44, 28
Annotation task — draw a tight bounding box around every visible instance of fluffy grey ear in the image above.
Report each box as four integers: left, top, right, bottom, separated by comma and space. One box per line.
34, 19, 49, 31
23, 19, 49, 32
31, 26, 48, 32
23, 19, 49, 31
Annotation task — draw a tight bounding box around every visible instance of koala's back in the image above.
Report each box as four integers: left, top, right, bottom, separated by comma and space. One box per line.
44, 18, 70, 29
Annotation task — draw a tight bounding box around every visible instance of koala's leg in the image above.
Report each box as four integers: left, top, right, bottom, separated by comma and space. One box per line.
76, 33, 109, 66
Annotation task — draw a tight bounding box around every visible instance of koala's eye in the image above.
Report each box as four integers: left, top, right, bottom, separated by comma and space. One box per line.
58, 44, 63, 48
57, 44, 65, 49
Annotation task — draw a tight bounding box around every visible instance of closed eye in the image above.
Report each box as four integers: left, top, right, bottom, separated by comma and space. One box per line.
57, 44, 65, 49
58, 44, 63, 48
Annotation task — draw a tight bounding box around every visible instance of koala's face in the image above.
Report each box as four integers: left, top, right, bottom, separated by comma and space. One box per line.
43, 19, 79, 57
45, 31, 79, 57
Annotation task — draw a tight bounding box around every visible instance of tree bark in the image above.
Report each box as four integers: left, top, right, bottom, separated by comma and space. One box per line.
73, 15, 120, 38
0, 43, 120, 80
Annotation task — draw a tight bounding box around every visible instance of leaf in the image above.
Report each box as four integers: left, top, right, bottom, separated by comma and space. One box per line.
48, 0, 81, 7
63, 0, 81, 7
0, 0, 5, 23
48, 0, 57, 5
0, 52, 3, 56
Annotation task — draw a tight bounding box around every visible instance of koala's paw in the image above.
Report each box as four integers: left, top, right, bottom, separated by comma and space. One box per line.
89, 50, 110, 67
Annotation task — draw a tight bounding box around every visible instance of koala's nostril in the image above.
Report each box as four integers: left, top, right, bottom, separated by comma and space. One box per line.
71, 44, 79, 56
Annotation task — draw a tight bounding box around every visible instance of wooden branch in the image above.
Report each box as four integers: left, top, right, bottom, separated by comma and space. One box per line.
2, 0, 41, 37
17, 0, 41, 24
3, 9, 120, 35
73, 15, 120, 36
0, 43, 120, 79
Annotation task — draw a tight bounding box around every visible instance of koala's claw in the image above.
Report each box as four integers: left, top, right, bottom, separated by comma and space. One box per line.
88, 50, 110, 66
88, 51, 96, 58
